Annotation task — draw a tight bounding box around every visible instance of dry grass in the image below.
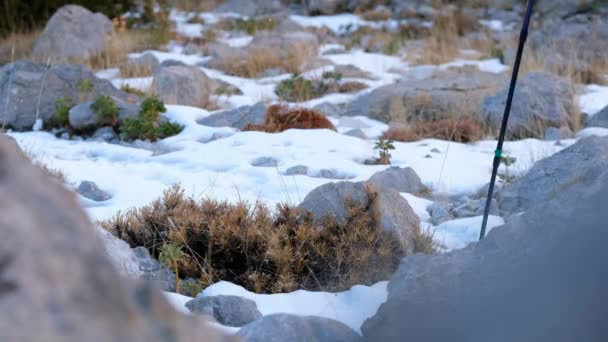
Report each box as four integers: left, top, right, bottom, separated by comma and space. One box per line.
339, 81, 368, 93
214, 44, 313, 78
360, 8, 392, 21
21, 150, 66, 183
243, 104, 336, 133
383, 118, 486, 143
174, 0, 223, 12
0, 29, 39, 65
99, 184, 435, 293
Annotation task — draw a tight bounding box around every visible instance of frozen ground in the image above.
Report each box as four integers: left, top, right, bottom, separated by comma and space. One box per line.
6, 10, 608, 330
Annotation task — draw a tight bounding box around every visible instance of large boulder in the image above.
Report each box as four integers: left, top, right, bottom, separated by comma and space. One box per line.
0, 61, 137, 130
199, 102, 266, 129
362, 165, 608, 341
367, 166, 426, 194
238, 314, 361, 342
31, 5, 113, 61
345, 69, 504, 124
152, 65, 216, 108
298, 181, 420, 253
186, 295, 262, 327
0, 135, 227, 341
498, 135, 608, 215
482, 72, 576, 137
214, 0, 286, 17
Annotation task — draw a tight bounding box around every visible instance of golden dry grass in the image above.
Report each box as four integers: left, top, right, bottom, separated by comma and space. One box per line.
383, 118, 485, 143
243, 104, 337, 133
99, 184, 435, 293
0, 29, 39, 65
360, 8, 392, 21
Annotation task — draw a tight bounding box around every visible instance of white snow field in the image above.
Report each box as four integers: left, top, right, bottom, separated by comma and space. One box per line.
6, 10, 608, 334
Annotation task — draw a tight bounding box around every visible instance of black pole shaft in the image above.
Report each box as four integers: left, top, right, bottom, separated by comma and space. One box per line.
479, 0, 536, 240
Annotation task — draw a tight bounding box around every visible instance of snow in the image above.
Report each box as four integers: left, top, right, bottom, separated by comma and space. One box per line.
479, 19, 504, 31
400, 193, 433, 222
578, 84, 608, 116
576, 127, 608, 138
163, 281, 388, 334
434, 215, 505, 250
440, 58, 508, 74
219, 36, 253, 48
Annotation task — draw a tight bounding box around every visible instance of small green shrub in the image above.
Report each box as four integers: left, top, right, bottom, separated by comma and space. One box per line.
275, 76, 331, 102
91, 95, 119, 126
47, 96, 73, 128
374, 138, 395, 165
120, 96, 182, 141
322, 71, 343, 81
159, 242, 186, 293
121, 84, 147, 97
78, 79, 94, 102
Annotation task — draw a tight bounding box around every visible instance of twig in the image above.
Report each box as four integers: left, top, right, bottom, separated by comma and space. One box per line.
1, 46, 15, 131
34, 57, 52, 128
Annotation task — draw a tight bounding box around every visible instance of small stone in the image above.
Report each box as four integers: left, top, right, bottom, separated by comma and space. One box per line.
77, 181, 112, 202
251, 156, 278, 167
285, 165, 309, 176
186, 295, 262, 327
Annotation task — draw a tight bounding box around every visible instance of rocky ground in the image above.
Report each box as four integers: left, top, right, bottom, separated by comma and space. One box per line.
1, 0, 608, 341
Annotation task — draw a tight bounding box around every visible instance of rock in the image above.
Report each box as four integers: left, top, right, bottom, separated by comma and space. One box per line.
199, 102, 266, 129
313, 169, 354, 180
346, 69, 504, 123
183, 43, 202, 55
498, 135, 608, 215
451, 198, 499, 218
344, 128, 367, 139
585, 105, 608, 128
121, 52, 159, 75
239, 314, 361, 342
362, 163, 608, 342
205, 42, 247, 69
0, 61, 138, 130
482, 72, 576, 137
284, 165, 309, 176
0, 135, 226, 341
98, 229, 178, 292
68, 98, 139, 130
250, 31, 319, 61
214, 0, 286, 17
298, 181, 420, 253
544, 126, 573, 140
76, 181, 111, 202
91, 126, 117, 141
368, 166, 426, 194
306, 0, 341, 15
31, 5, 113, 60
427, 202, 453, 225
313, 102, 343, 117
333, 64, 373, 79
152, 65, 215, 107
251, 156, 278, 167
186, 295, 262, 327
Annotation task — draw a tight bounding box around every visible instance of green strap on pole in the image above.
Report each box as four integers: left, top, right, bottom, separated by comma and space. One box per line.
495, 149, 502, 158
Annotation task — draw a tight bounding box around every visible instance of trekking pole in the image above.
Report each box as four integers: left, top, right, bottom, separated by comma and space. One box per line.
479, 0, 536, 240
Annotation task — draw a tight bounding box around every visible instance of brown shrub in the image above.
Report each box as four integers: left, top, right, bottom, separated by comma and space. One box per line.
243, 105, 337, 133
99, 184, 435, 293
383, 118, 485, 143
339, 81, 368, 93
360, 8, 392, 21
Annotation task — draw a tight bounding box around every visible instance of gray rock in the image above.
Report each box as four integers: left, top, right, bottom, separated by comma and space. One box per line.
498, 135, 608, 215
306, 0, 341, 15
284, 165, 309, 176
346, 69, 504, 123
77, 181, 111, 202
186, 295, 262, 327
586, 105, 608, 128
362, 163, 608, 342
298, 181, 420, 253
31, 5, 113, 60
0, 135, 226, 341
91, 126, 117, 141
368, 166, 426, 194
251, 156, 278, 167
152, 65, 215, 107
334, 64, 372, 79
199, 102, 266, 129
121, 52, 159, 75
544, 126, 573, 141
0, 61, 138, 130
250, 31, 319, 61
214, 0, 286, 17
313, 102, 343, 117
451, 198, 499, 218
183, 43, 202, 55
68, 98, 139, 130
239, 314, 361, 342
159, 59, 187, 68
427, 202, 453, 225
344, 128, 367, 139
482, 72, 576, 137
314, 169, 354, 180
132, 247, 177, 292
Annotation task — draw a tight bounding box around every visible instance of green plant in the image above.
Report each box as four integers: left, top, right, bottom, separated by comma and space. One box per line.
140, 96, 166, 120
78, 79, 94, 102
181, 279, 204, 297
322, 71, 343, 81
158, 242, 186, 294
220, 17, 276, 35
489, 45, 505, 64
120, 96, 182, 141
374, 138, 395, 165
47, 96, 73, 128
91, 95, 119, 126
120, 84, 147, 97
498, 155, 517, 185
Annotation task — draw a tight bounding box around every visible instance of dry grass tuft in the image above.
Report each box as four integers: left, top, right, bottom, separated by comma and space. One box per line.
20, 150, 66, 183
214, 44, 313, 78
243, 104, 336, 133
383, 118, 486, 143
0, 29, 39, 65
99, 184, 435, 293
360, 8, 392, 21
